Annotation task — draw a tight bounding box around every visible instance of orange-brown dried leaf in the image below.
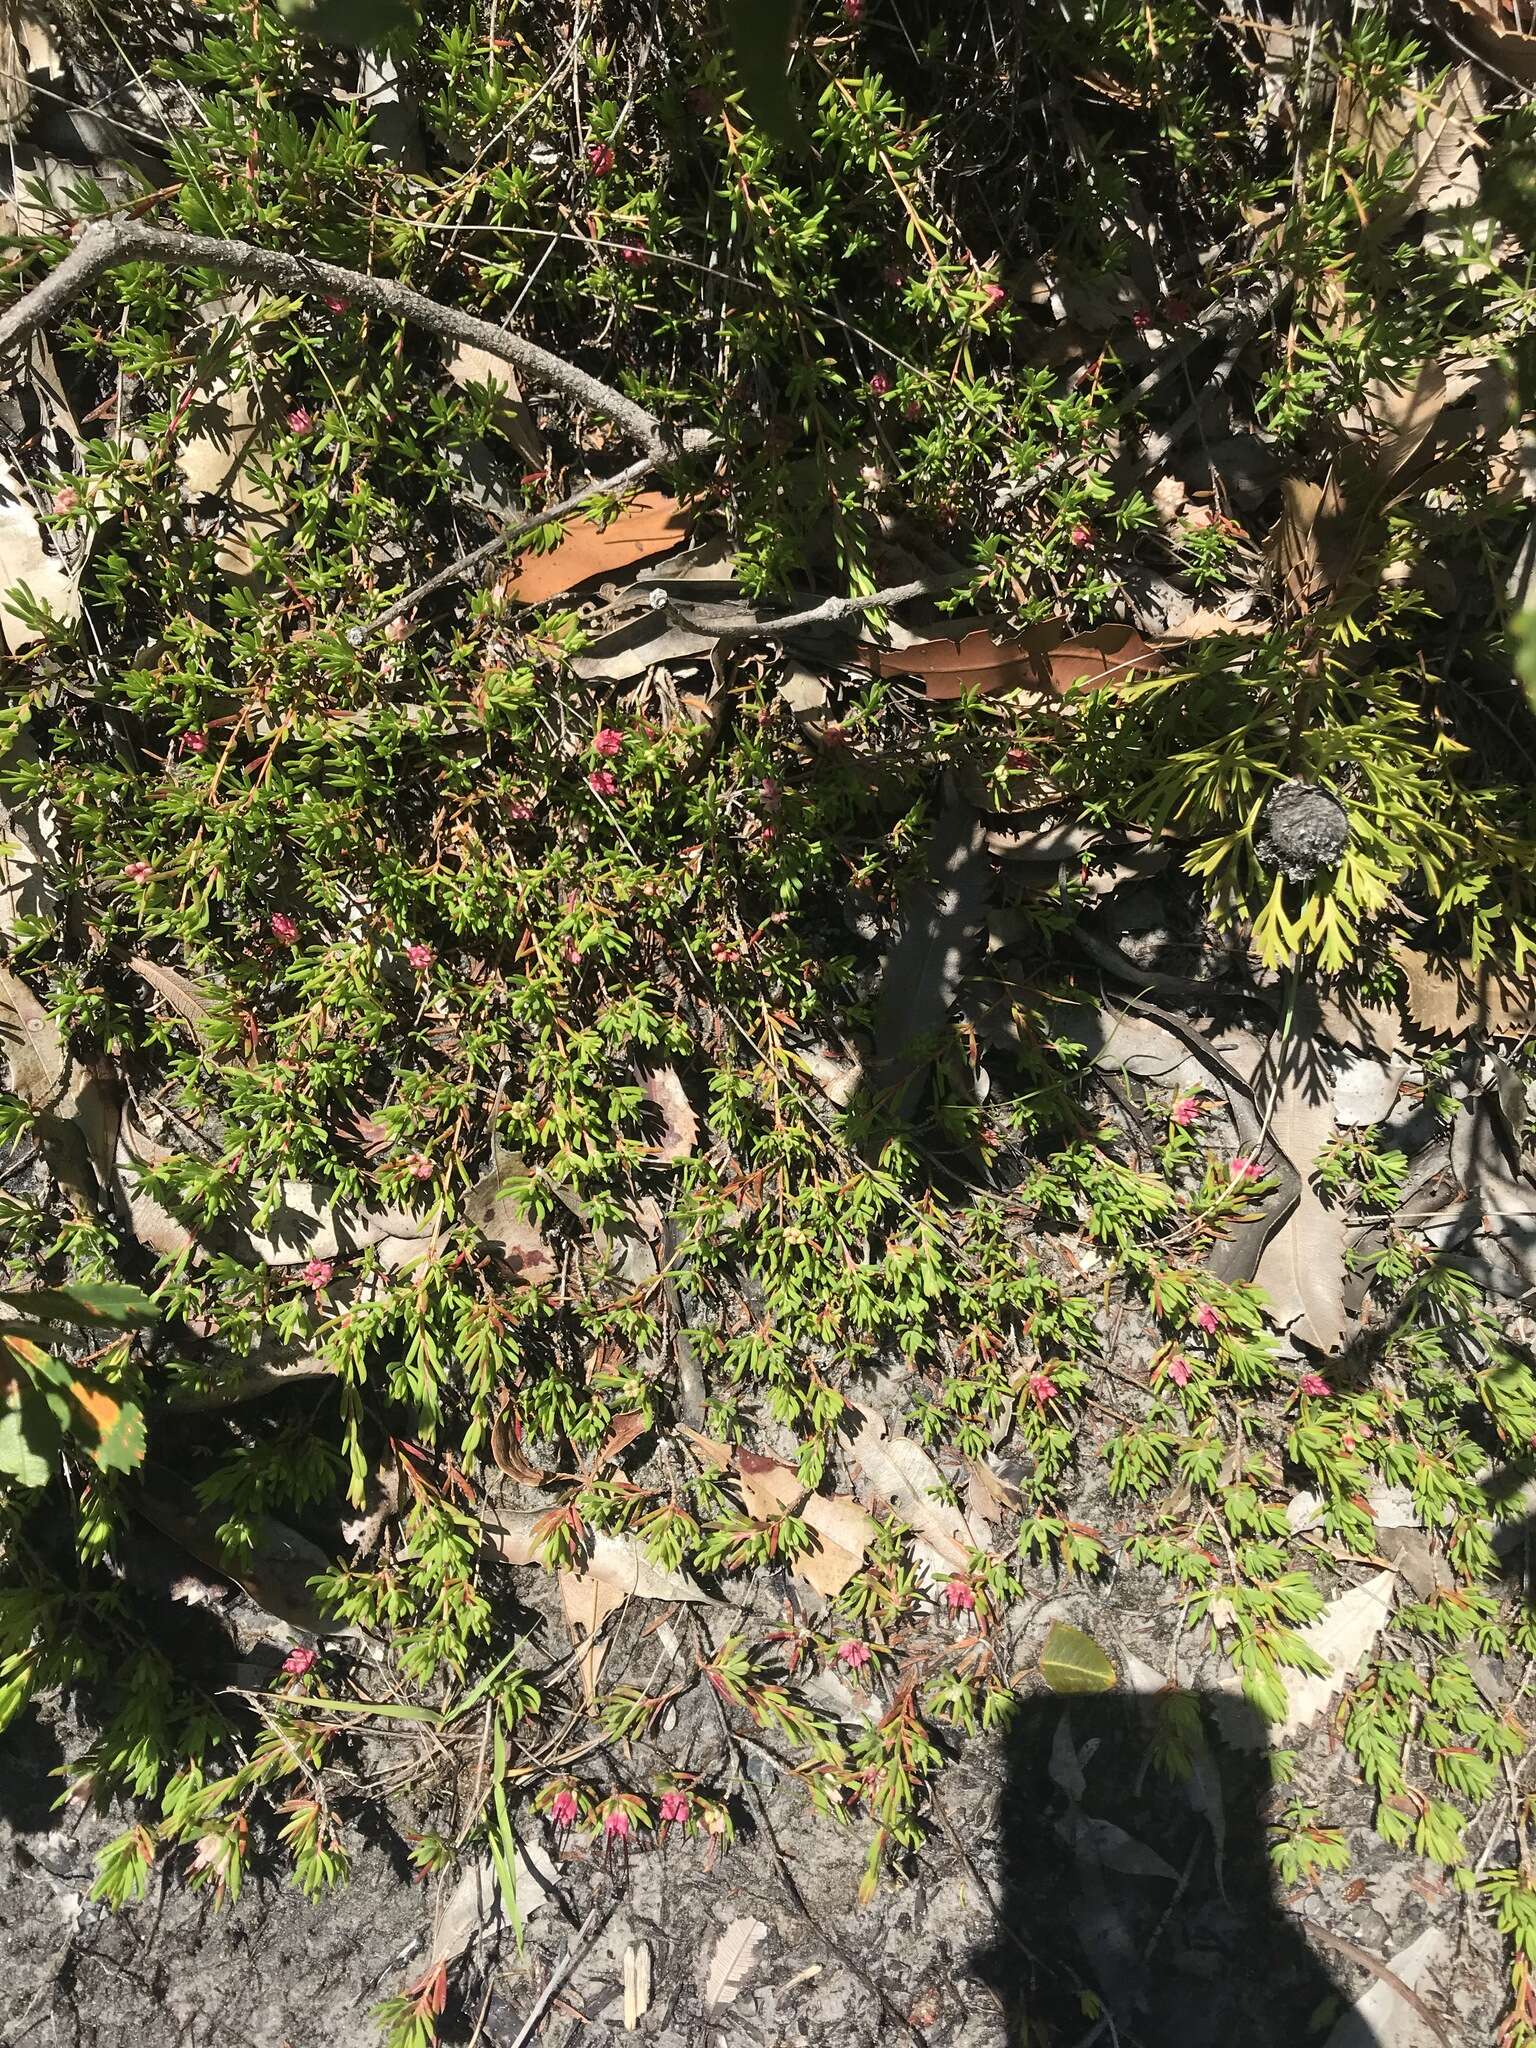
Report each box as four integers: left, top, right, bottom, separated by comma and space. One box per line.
499, 492, 689, 604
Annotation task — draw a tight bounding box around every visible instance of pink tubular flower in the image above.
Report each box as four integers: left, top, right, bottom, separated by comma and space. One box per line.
1167, 1356, 1192, 1388
282, 1645, 316, 1677
301, 1258, 333, 1290
286, 407, 314, 434
603, 1807, 632, 1842
1230, 1155, 1261, 1182
1028, 1372, 1059, 1404
405, 943, 434, 971
122, 859, 152, 884
587, 768, 618, 797
658, 1790, 689, 1825
619, 243, 649, 268
869, 371, 892, 395
182, 731, 208, 756
52, 485, 81, 515
1298, 1373, 1330, 1398
548, 1788, 578, 1828
838, 1640, 873, 1671
1170, 1094, 1203, 1126
593, 727, 624, 758
982, 281, 1006, 310
269, 912, 300, 945
1192, 1303, 1220, 1334
943, 1578, 976, 1614
586, 141, 615, 175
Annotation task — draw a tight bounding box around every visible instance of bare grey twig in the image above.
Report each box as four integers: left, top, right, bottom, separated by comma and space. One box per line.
668, 571, 957, 643
0, 219, 674, 458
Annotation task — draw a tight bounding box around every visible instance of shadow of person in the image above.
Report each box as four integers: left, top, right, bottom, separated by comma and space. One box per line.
973, 1690, 1360, 2047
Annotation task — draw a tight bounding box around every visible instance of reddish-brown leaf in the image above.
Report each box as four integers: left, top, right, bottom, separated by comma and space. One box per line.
858, 619, 1163, 699
498, 492, 689, 604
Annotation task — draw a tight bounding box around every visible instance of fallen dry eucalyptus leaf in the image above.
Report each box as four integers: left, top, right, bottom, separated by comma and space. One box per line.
703, 1916, 769, 2008
498, 491, 688, 604
1252, 989, 1350, 1355
462, 1168, 556, 1282
485, 1509, 712, 1605
0, 727, 58, 937
1223, 1569, 1397, 1747
859, 618, 1163, 699
732, 1449, 878, 1599
1320, 1920, 1454, 2048
0, 451, 81, 650
443, 340, 543, 465
0, 966, 117, 1214
847, 1397, 974, 1575
638, 1063, 698, 1161
428, 1843, 559, 1972
135, 1484, 340, 1638
1439, 0, 1536, 88
127, 956, 217, 1044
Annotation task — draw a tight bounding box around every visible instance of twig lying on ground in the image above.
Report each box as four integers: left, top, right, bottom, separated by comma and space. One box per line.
667, 571, 959, 642
0, 220, 683, 459
1294, 1916, 1455, 2048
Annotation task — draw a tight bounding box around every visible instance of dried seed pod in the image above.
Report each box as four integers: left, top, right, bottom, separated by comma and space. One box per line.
1257, 779, 1350, 881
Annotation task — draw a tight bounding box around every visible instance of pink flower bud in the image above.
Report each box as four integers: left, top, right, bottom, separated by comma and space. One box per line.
1298, 1373, 1330, 1398
301, 1258, 333, 1290
837, 1640, 873, 1670
1170, 1094, 1203, 1126
619, 243, 649, 268
269, 913, 300, 945
593, 727, 624, 758
548, 1789, 578, 1828
182, 731, 208, 756
1230, 1155, 1261, 1182
405, 943, 434, 971
282, 1645, 316, 1677
943, 1578, 976, 1613
122, 860, 152, 884
869, 371, 892, 395
586, 142, 615, 175
659, 1791, 690, 1824
982, 281, 1006, 310
587, 768, 618, 797
286, 407, 314, 434
52, 485, 81, 515
1192, 1303, 1220, 1334
1167, 1356, 1191, 1387
1069, 523, 1093, 548
603, 1807, 632, 1841
1028, 1372, 1058, 1404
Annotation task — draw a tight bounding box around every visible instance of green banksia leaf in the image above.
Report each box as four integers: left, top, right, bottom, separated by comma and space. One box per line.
69, 1376, 147, 1475
0, 1282, 158, 1329
1039, 1621, 1117, 1694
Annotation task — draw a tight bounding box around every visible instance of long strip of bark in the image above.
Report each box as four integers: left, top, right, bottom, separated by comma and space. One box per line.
0, 218, 675, 458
